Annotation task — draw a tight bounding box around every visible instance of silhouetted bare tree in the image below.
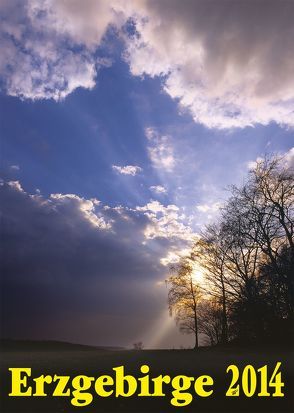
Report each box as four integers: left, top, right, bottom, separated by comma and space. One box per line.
192, 232, 229, 344
167, 258, 202, 348
198, 298, 223, 346
168, 154, 293, 347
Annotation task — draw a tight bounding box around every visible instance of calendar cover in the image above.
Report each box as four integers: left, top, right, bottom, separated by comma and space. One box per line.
0, 1, 293, 413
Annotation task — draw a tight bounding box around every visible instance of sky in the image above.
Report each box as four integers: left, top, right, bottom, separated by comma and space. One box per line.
0, 0, 294, 349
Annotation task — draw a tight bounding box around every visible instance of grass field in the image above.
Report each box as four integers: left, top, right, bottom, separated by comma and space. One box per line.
0, 342, 293, 413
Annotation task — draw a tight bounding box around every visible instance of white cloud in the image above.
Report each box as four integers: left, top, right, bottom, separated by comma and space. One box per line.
150, 185, 167, 194
2, 180, 195, 278
29, 0, 122, 48
0, 0, 120, 100
284, 147, 294, 169
247, 157, 264, 170
112, 165, 142, 176
145, 127, 175, 171
2, 1, 293, 129
136, 201, 195, 241
196, 202, 222, 213
137, 200, 178, 214
160, 248, 190, 267
247, 148, 294, 171
50, 193, 111, 230
7, 180, 24, 193
3, 180, 195, 246
124, 0, 294, 129
10, 165, 20, 171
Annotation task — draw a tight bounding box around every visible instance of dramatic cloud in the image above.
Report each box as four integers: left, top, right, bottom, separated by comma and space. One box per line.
49, 193, 111, 230
125, 0, 294, 128
31, 0, 123, 47
0, 0, 121, 100
112, 164, 142, 175
1, 0, 294, 128
0, 180, 194, 346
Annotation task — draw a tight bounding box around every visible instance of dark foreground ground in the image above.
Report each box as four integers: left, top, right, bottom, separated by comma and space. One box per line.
0, 341, 293, 413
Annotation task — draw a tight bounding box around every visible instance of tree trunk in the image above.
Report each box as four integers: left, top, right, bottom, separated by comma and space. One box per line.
190, 277, 199, 349
194, 310, 199, 349
221, 278, 228, 344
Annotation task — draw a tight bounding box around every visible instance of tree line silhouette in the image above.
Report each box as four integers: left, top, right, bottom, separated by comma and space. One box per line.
168, 155, 294, 348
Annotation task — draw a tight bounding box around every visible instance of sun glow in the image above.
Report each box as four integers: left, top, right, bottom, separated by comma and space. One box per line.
191, 264, 205, 284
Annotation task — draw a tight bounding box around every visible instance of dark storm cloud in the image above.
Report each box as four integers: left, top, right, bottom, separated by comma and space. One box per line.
0, 180, 193, 346
125, 0, 294, 128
